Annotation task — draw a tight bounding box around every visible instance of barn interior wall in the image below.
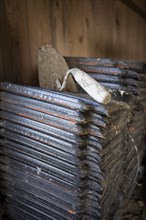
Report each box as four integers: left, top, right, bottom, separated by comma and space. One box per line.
0, 0, 146, 85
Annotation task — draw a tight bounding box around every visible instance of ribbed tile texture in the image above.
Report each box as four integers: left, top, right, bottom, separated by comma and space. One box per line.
0, 82, 135, 220
65, 57, 146, 219
65, 57, 146, 104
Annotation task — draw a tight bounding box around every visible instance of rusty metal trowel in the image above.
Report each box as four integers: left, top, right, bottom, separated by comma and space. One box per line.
38, 44, 77, 92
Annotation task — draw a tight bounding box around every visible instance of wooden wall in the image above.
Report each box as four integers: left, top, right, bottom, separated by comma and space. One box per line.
0, 0, 146, 85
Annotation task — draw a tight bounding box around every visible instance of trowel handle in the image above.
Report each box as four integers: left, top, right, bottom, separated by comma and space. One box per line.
70, 68, 111, 104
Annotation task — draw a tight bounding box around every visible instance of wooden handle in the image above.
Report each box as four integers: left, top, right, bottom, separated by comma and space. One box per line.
70, 68, 111, 104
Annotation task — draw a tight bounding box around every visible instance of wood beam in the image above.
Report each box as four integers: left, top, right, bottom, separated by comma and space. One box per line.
121, 0, 146, 20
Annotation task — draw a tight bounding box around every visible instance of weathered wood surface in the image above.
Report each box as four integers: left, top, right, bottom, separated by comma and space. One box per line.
0, 0, 146, 85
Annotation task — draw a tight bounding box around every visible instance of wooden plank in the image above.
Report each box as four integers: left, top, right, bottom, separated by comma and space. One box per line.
0, 0, 13, 83
0, 0, 32, 84
26, 0, 52, 85
0, 0, 146, 85
144, 22, 146, 61
0, 0, 4, 82
131, 0, 146, 14
127, 3, 139, 60
137, 16, 146, 61
61, 0, 88, 56
50, 0, 146, 61
87, 0, 115, 57
0, 0, 53, 85
49, 0, 70, 55
49, 0, 72, 55
112, 0, 129, 60
49, 0, 115, 58
121, 0, 146, 20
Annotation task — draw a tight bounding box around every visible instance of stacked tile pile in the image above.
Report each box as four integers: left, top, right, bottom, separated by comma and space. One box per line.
0, 82, 130, 220
65, 57, 146, 219
65, 57, 146, 106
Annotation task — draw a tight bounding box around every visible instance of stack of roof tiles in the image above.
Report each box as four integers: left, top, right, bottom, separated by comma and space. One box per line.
65, 57, 146, 107
0, 82, 131, 220
65, 57, 146, 217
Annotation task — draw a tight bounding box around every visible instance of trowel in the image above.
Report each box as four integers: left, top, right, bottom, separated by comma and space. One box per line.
38, 44, 77, 92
